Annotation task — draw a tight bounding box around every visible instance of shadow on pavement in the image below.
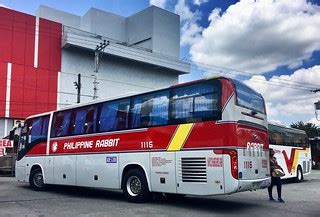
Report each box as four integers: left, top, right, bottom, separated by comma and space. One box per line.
18, 184, 261, 213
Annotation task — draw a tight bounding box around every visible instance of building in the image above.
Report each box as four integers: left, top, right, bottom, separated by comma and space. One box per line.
0, 5, 190, 139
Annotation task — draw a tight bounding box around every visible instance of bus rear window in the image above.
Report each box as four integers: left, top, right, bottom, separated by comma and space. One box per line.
233, 80, 265, 114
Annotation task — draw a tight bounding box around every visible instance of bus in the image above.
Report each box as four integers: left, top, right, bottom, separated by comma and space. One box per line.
10, 77, 270, 203
268, 124, 312, 182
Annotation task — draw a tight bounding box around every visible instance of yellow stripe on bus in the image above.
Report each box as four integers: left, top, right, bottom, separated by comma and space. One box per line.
291, 148, 310, 173
167, 123, 194, 151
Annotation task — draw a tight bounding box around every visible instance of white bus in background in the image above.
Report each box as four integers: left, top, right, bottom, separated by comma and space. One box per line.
268, 123, 312, 182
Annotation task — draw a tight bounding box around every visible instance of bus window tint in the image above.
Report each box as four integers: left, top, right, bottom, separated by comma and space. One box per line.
51, 111, 72, 137
233, 79, 265, 114
285, 132, 295, 146
30, 116, 49, 143
71, 106, 97, 135
269, 130, 286, 145
269, 124, 309, 147
171, 81, 220, 123
131, 91, 169, 128
98, 100, 130, 132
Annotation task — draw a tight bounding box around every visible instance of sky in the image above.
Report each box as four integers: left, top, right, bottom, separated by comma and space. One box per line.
1, 0, 320, 127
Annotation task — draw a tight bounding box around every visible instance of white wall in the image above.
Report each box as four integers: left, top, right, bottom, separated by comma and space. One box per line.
81, 8, 127, 42
36, 5, 81, 29
59, 48, 178, 107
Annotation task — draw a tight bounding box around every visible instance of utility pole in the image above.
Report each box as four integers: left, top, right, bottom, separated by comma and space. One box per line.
74, 73, 81, 103
93, 40, 110, 100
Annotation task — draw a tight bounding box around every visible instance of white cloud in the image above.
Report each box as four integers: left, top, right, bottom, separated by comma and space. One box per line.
175, 0, 200, 21
175, 0, 202, 46
189, 0, 320, 74
244, 65, 320, 125
150, 0, 167, 9
181, 22, 203, 46
193, 0, 209, 6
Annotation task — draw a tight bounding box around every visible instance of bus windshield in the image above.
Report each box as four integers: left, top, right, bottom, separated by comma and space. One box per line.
233, 80, 265, 114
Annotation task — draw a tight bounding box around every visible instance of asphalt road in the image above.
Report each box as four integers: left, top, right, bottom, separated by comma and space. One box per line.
0, 170, 319, 217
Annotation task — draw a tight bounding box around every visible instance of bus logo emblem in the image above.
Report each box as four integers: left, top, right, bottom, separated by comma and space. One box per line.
52, 142, 58, 153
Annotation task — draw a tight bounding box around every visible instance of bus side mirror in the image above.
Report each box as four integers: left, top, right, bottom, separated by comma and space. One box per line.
9, 130, 14, 140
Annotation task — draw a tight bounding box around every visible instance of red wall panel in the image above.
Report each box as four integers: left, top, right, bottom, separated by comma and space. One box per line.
38, 18, 51, 70
10, 64, 24, 118
12, 11, 27, 65
0, 8, 13, 62
24, 15, 35, 67
48, 70, 58, 110
36, 68, 49, 113
23, 66, 37, 117
0, 8, 61, 119
0, 62, 7, 117
50, 22, 62, 71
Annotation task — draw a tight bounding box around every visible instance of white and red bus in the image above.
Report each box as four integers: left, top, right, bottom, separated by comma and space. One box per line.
10, 77, 270, 203
268, 124, 312, 182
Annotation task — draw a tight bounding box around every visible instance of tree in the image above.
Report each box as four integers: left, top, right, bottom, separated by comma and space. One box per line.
290, 121, 319, 138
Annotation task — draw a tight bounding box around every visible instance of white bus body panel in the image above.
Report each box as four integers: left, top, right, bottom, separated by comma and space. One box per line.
119, 152, 151, 191
176, 150, 225, 195
270, 145, 312, 179
76, 154, 119, 189
53, 155, 76, 185
15, 158, 27, 182
150, 152, 177, 194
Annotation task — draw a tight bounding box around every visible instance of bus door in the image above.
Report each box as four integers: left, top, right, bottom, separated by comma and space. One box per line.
237, 124, 269, 182
176, 151, 224, 195
13, 125, 27, 182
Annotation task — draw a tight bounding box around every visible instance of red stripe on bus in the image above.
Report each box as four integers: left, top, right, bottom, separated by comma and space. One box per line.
26, 142, 47, 156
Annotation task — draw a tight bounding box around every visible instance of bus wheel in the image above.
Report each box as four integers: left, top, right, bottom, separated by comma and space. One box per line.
295, 166, 303, 183
29, 167, 46, 191
123, 169, 151, 203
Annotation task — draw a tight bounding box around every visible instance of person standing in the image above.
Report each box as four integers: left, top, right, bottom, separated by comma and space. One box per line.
268, 148, 285, 203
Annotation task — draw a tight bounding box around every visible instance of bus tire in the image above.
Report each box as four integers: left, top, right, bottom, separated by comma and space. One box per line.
29, 167, 46, 191
122, 169, 151, 203
295, 166, 303, 183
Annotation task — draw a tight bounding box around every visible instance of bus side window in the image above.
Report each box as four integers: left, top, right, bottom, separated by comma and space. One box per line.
130, 91, 169, 128
98, 100, 129, 132
51, 111, 72, 137
115, 101, 129, 130
85, 106, 97, 134
149, 92, 169, 126
30, 116, 49, 144
171, 81, 219, 124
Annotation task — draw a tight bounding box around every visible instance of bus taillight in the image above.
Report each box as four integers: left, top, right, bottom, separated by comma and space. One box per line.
214, 149, 238, 179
